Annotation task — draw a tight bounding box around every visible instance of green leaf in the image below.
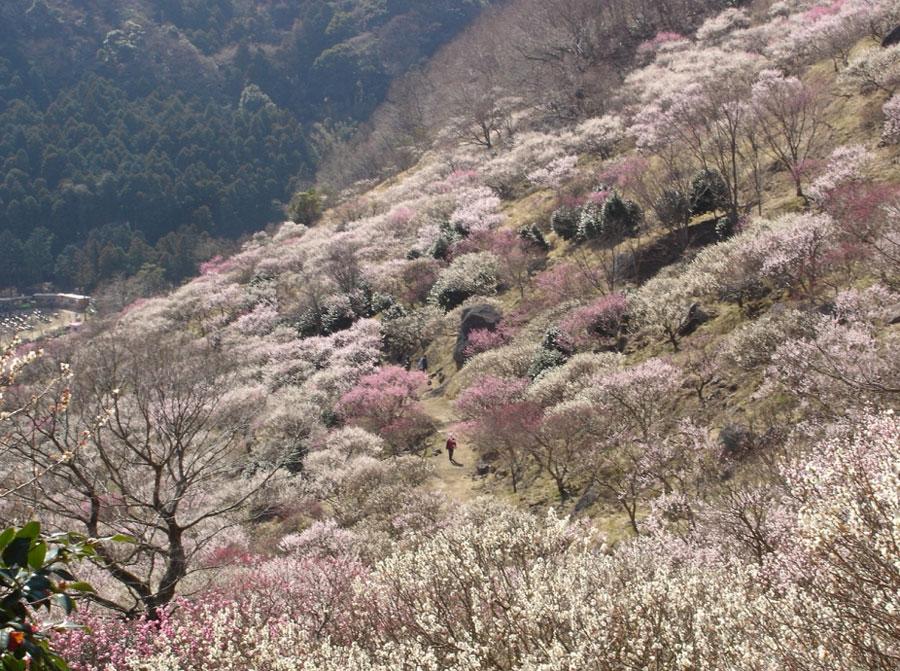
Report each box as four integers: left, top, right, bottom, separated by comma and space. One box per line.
15, 522, 40, 540
27, 542, 47, 570
2, 538, 30, 567
108, 534, 137, 544
66, 581, 95, 594
45, 651, 71, 671
0, 528, 15, 552
2, 654, 28, 671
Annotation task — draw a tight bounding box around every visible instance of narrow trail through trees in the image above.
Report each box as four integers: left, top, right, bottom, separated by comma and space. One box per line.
420, 394, 480, 502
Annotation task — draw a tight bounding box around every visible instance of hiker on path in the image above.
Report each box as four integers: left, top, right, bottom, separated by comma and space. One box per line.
418, 354, 430, 385
446, 434, 461, 466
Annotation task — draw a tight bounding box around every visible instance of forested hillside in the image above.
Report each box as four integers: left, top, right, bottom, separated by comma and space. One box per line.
0, 0, 488, 292
2, 0, 900, 670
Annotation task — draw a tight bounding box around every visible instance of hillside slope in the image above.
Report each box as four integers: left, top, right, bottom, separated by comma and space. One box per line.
3, 1, 900, 669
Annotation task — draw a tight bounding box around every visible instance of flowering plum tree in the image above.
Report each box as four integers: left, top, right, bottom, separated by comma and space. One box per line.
841, 44, 900, 94
455, 376, 541, 493
428, 252, 499, 310
558, 292, 628, 350
755, 212, 836, 299
766, 316, 900, 416
4, 333, 277, 618
632, 272, 712, 351
807, 144, 872, 205
751, 69, 830, 200
884, 93, 900, 144
337, 366, 434, 455
575, 358, 682, 531
527, 155, 578, 190
449, 187, 504, 234
462, 326, 511, 359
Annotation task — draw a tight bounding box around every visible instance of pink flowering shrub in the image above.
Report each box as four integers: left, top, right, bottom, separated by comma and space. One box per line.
597, 155, 648, 191
462, 326, 511, 358
337, 366, 434, 454
57, 553, 368, 670
534, 262, 596, 304
637, 31, 687, 58
558, 292, 628, 350
751, 69, 829, 199
398, 257, 442, 305
455, 376, 541, 492
198, 255, 236, 276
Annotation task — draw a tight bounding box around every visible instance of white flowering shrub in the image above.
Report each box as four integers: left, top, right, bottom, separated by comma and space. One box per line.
456, 342, 542, 387
718, 308, 815, 371
428, 251, 499, 310
695, 8, 751, 44
884, 93, 900, 144
808, 144, 872, 204
841, 44, 900, 94
527, 155, 578, 189
569, 114, 625, 157
449, 186, 504, 233
631, 269, 713, 350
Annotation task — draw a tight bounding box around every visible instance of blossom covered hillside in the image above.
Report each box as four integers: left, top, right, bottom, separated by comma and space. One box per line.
2, 0, 900, 669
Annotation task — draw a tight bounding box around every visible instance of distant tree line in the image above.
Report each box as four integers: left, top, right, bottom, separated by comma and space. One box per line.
0, 0, 490, 291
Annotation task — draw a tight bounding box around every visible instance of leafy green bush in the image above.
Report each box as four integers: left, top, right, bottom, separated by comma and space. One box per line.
550, 206, 582, 241
690, 168, 730, 217
1, 523, 97, 671
288, 189, 324, 227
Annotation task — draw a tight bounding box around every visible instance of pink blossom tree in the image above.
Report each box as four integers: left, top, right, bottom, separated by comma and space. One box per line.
751, 69, 830, 200
575, 358, 683, 531
462, 326, 511, 359
558, 292, 628, 351
337, 366, 434, 455
455, 376, 541, 493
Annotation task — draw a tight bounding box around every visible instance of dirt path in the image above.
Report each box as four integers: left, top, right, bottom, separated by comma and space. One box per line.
420, 393, 479, 502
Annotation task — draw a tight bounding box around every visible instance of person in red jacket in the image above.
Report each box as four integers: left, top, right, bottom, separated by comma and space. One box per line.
445, 434, 460, 466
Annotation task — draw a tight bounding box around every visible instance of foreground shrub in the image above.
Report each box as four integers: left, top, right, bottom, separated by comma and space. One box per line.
53, 409, 900, 671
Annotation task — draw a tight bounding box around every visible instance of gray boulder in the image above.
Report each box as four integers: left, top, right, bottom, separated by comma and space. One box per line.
454, 303, 503, 367
886, 302, 900, 325
677, 303, 712, 337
